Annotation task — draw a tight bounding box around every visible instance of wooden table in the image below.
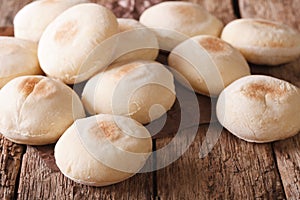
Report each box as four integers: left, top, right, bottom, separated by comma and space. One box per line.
0, 0, 300, 199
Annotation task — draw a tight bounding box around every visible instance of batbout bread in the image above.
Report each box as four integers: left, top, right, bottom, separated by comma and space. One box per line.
168, 35, 251, 96
216, 75, 300, 143
14, 0, 89, 42
81, 60, 176, 124
139, 1, 224, 51
38, 3, 119, 84
0, 37, 42, 88
0, 75, 86, 145
112, 18, 159, 63
221, 18, 300, 65
54, 114, 152, 186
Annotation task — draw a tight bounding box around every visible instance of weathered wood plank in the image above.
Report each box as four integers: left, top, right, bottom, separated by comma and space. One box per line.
239, 1, 300, 199
156, 125, 285, 199
156, 1, 292, 199
0, 136, 25, 200
0, 26, 13, 37
239, 0, 300, 199
0, 0, 32, 27
17, 146, 153, 199
273, 135, 300, 200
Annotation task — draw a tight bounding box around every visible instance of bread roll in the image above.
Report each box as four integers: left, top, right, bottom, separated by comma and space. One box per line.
112, 18, 159, 63
82, 60, 176, 124
0, 37, 42, 88
168, 35, 251, 96
38, 3, 118, 84
221, 18, 300, 65
54, 114, 152, 186
217, 75, 300, 143
14, 0, 89, 42
139, 1, 224, 51
0, 75, 86, 145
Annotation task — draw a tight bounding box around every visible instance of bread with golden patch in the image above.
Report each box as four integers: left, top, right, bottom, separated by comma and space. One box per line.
0, 75, 86, 145
38, 3, 119, 84
221, 18, 300, 65
112, 18, 159, 63
54, 114, 152, 186
217, 75, 300, 142
81, 60, 176, 124
168, 35, 250, 96
139, 1, 224, 51
14, 0, 89, 42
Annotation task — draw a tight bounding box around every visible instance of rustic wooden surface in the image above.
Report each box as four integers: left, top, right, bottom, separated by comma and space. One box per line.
239, 1, 300, 199
0, 138, 25, 200
156, 125, 285, 199
0, 0, 300, 199
17, 146, 153, 199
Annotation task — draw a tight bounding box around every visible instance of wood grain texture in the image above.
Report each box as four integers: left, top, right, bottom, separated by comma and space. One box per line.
0, 0, 32, 26
239, 1, 300, 199
251, 59, 300, 88
273, 135, 300, 200
156, 125, 285, 199
0, 0, 299, 199
17, 146, 153, 199
0, 26, 13, 36
0, 136, 25, 200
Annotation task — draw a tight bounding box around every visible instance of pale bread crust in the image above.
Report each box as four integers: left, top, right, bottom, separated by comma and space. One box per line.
221, 18, 300, 65
0, 75, 86, 145
0, 37, 42, 88
139, 1, 224, 51
168, 35, 251, 96
38, 3, 119, 84
14, 0, 89, 42
54, 114, 152, 187
216, 75, 300, 143
112, 18, 159, 63
81, 60, 176, 124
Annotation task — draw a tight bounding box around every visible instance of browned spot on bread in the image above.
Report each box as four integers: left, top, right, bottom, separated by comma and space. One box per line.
32, 80, 57, 98
198, 37, 227, 53
98, 121, 121, 141
54, 20, 78, 44
171, 2, 208, 22
252, 35, 285, 48
266, 40, 285, 48
119, 24, 133, 32
242, 82, 287, 99
113, 62, 140, 79
19, 77, 41, 96
175, 5, 191, 15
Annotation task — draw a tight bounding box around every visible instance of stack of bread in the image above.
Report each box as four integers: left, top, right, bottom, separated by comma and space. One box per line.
0, 0, 299, 187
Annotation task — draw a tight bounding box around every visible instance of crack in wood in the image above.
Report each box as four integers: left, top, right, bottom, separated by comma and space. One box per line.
232, 0, 241, 18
